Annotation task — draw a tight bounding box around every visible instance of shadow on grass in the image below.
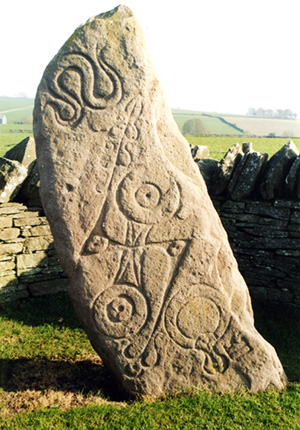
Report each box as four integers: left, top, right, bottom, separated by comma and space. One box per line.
252, 300, 300, 382
0, 292, 80, 329
0, 356, 130, 402
1, 293, 300, 397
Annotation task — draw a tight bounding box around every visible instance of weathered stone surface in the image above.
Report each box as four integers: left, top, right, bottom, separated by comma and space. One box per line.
13, 216, 45, 227
0, 228, 20, 241
0, 242, 23, 255
16, 251, 48, 275
4, 136, 36, 169
213, 144, 243, 195
23, 235, 54, 253
0, 259, 15, 273
30, 224, 52, 236
17, 160, 41, 207
0, 158, 27, 203
242, 142, 252, 153
0, 203, 26, 215
259, 141, 299, 199
191, 145, 209, 160
34, 6, 285, 396
197, 159, 219, 193
0, 217, 12, 229
29, 278, 68, 297
228, 150, 268, 201
285, 156, 300, 199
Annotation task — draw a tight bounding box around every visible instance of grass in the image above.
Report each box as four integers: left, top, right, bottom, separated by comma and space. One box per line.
1, 294, 300, 429
0, 125, 33, 156
172, 109, 300, 138
172, 111, 243, 135
185, 136, 300, 161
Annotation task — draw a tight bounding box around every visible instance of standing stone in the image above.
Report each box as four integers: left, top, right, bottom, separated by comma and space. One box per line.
259, 141, 299, 200
34, 5, 286, 396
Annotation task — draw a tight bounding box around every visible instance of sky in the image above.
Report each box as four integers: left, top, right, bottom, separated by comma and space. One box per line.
1, 0, 299, 116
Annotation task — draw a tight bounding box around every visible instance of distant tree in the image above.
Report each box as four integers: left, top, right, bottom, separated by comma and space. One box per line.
182, 117, 209, 136
15, 92, 28, 98
247, 107, 297, 119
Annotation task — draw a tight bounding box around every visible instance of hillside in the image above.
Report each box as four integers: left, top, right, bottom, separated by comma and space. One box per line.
1, 98, 300, 138
0, 96, 34, 124
222, 114, 300, 138
173, 109, 300, 138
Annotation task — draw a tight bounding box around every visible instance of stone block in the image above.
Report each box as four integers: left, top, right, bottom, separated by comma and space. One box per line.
274, 200, 300, 209
0, 243, 23, 255
23, 235, 54, 253
228, 150, 268, 201
0, 217, 13, 229
213, 144, 243, 195
17, 160, 41, 207
245, 202, 290, 220
290, 211, 300, 224
30, 224, 51, 236
0, 274, 18, 291
0, 228, 20, 241
0, 288, 29, 303
0, 259, 15, 273
259, 141, 299, 199
285, 156, 300, 198
197, 159, 219, 193
0, 203, 26, 215
16, 251, 48, 275
29, 278, 68, 296
13, 216, 46, 227
0, 158, 27, 203
13, 210, 41, 219
191, 145, 210, 160
4, 136, 36, 168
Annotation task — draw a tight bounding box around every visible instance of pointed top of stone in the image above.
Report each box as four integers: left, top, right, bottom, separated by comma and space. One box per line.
4, 136, 36, 169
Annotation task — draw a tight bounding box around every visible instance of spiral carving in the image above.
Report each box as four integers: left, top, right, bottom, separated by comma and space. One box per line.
93, 284, 147, 339
46, 49, 122, 126
117, 169, 180, 224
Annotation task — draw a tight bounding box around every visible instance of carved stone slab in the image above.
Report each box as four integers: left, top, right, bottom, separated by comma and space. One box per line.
34, 5, 286, 396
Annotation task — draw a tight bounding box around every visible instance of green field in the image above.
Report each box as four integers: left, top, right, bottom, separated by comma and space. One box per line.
0, 125, 33, 156
185, 136, 300, 161
172, 110, 244, 136
0, 97, 300, 162
1, 294, 300, 429
173, 109, 300, 138
1, 97, 300, 140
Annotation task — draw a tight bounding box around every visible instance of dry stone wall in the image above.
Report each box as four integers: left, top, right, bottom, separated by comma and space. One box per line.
212, 197, 300, 306
1, 140, 300, 308
0, 203, 67, 303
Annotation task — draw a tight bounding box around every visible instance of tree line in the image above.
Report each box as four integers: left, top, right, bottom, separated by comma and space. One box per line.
247, 108, 297, 119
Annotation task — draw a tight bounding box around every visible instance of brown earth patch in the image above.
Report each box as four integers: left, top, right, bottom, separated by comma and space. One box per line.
0, 355, 128, 417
